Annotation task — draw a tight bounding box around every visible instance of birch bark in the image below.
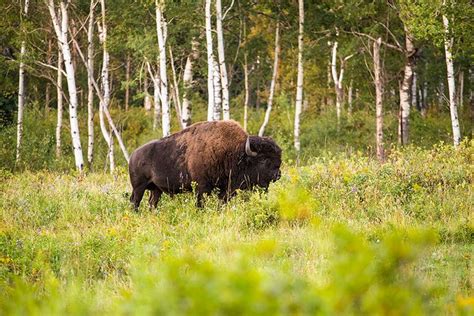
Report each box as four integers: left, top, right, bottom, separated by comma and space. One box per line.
56, 45, 63, 158
294, 0, 304, 153
87, 0, 95, 166
243, 53, 249, 132
374, 38, 384, 161
156, 1, 170, 137
398, 26, 415, 146
216, 0, 230, 120
99, 0, 114, 172
15, 0, 29, 163
258, 20, 280, 137
205, 0, 215, 121
47, 0, 84, 171
442, 3, 461, 146
213, 57, 222, 121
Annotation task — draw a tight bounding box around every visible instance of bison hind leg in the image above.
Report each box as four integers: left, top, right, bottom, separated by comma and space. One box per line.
148, 188, 163, 209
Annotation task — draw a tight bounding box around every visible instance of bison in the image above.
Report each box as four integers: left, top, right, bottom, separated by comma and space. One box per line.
128, 120, 282, 209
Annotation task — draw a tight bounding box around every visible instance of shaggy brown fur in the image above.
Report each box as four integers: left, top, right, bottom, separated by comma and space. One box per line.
128, 120, 282, 209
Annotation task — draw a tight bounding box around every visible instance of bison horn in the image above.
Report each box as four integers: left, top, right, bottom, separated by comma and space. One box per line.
245, 137, 258, 157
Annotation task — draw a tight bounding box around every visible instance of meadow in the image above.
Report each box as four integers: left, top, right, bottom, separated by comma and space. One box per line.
0, 105, 473, 315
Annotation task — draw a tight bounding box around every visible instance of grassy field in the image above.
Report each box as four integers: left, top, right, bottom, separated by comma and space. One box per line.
0, 141, 472, 315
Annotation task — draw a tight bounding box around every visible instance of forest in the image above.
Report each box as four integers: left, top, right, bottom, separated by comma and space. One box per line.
0, 0, 473, 314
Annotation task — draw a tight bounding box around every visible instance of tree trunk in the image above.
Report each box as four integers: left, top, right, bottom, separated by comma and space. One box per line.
181, 43, 195, 128
99, 0, 114, 173
125, 54, 130, 111
216, 0, 230, 120
331, 40, 355, 128
398, 26, 415, 146
87, 0, 95, 166
168, 45, 183, 128
205, 0, 215, 121
156, 1, 170, 137
411, 71, 417, 110
374, 38, 384, 162
458, 70, 464, 109
56, 46, 63, 158
144, 66, 152, 111
213, 57, 222, 121
15, 0, 29, 164
48, 0, 84, 171
259, 20, 280, 137
294, 0, 304, 153
442, 6, 461, 147
243, 53, 249, 132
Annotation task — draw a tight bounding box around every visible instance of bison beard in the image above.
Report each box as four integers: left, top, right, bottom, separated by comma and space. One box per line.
128, 120, 282, 210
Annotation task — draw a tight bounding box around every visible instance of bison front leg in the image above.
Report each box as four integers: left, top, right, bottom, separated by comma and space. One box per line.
148, 189, 162, 209
130, 183, 147, 211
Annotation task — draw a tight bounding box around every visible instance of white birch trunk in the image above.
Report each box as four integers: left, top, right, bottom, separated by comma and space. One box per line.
15, 0, 29, 163
294, 0, 304, 153
48, 0, 84, 171
144, 67, 152, 111
99, 0, 114, 173
331, 41, 342, 125
168, 46, 183, 128
87, 0, 95, 166
259, 20, 280, 136
213, 57, 222, 121
398, 26, 415, 146
182, 54, 193, 128
442, 6, 461, 146
156, 1, 170, 137
216, 0, 230, 120
374, 38, 384, 161
243, 53, 249, 132
56, 47, 63, 158
205, 0, 215, 121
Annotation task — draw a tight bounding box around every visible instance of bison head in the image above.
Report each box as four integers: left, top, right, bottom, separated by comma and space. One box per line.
242, 136, 282, 189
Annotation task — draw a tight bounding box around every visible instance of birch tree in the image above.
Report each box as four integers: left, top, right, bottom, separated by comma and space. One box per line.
374, 37, 384, 161
442, 0, 461, 146
330, 39, 355, 127
47, 0, 85, 171
243, 52, 249, 132
181, 39, 198, 128
15, 0, 29, 164
205, 0, 215, 121
98, 0, 114, 172
294, 0, 304, 153
156, 0, 170, 137
398, 26, 415, 146
215, 0, 230, 120
87, 0, 95, 166
56, 46, 63, 158
258, 19, 280, 137
213, 57, 222, 121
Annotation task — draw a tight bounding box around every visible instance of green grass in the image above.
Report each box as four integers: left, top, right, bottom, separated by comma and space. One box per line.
0, 142, 472, 315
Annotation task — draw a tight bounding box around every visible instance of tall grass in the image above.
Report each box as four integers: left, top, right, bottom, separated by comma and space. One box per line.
0, 141, 472, 315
